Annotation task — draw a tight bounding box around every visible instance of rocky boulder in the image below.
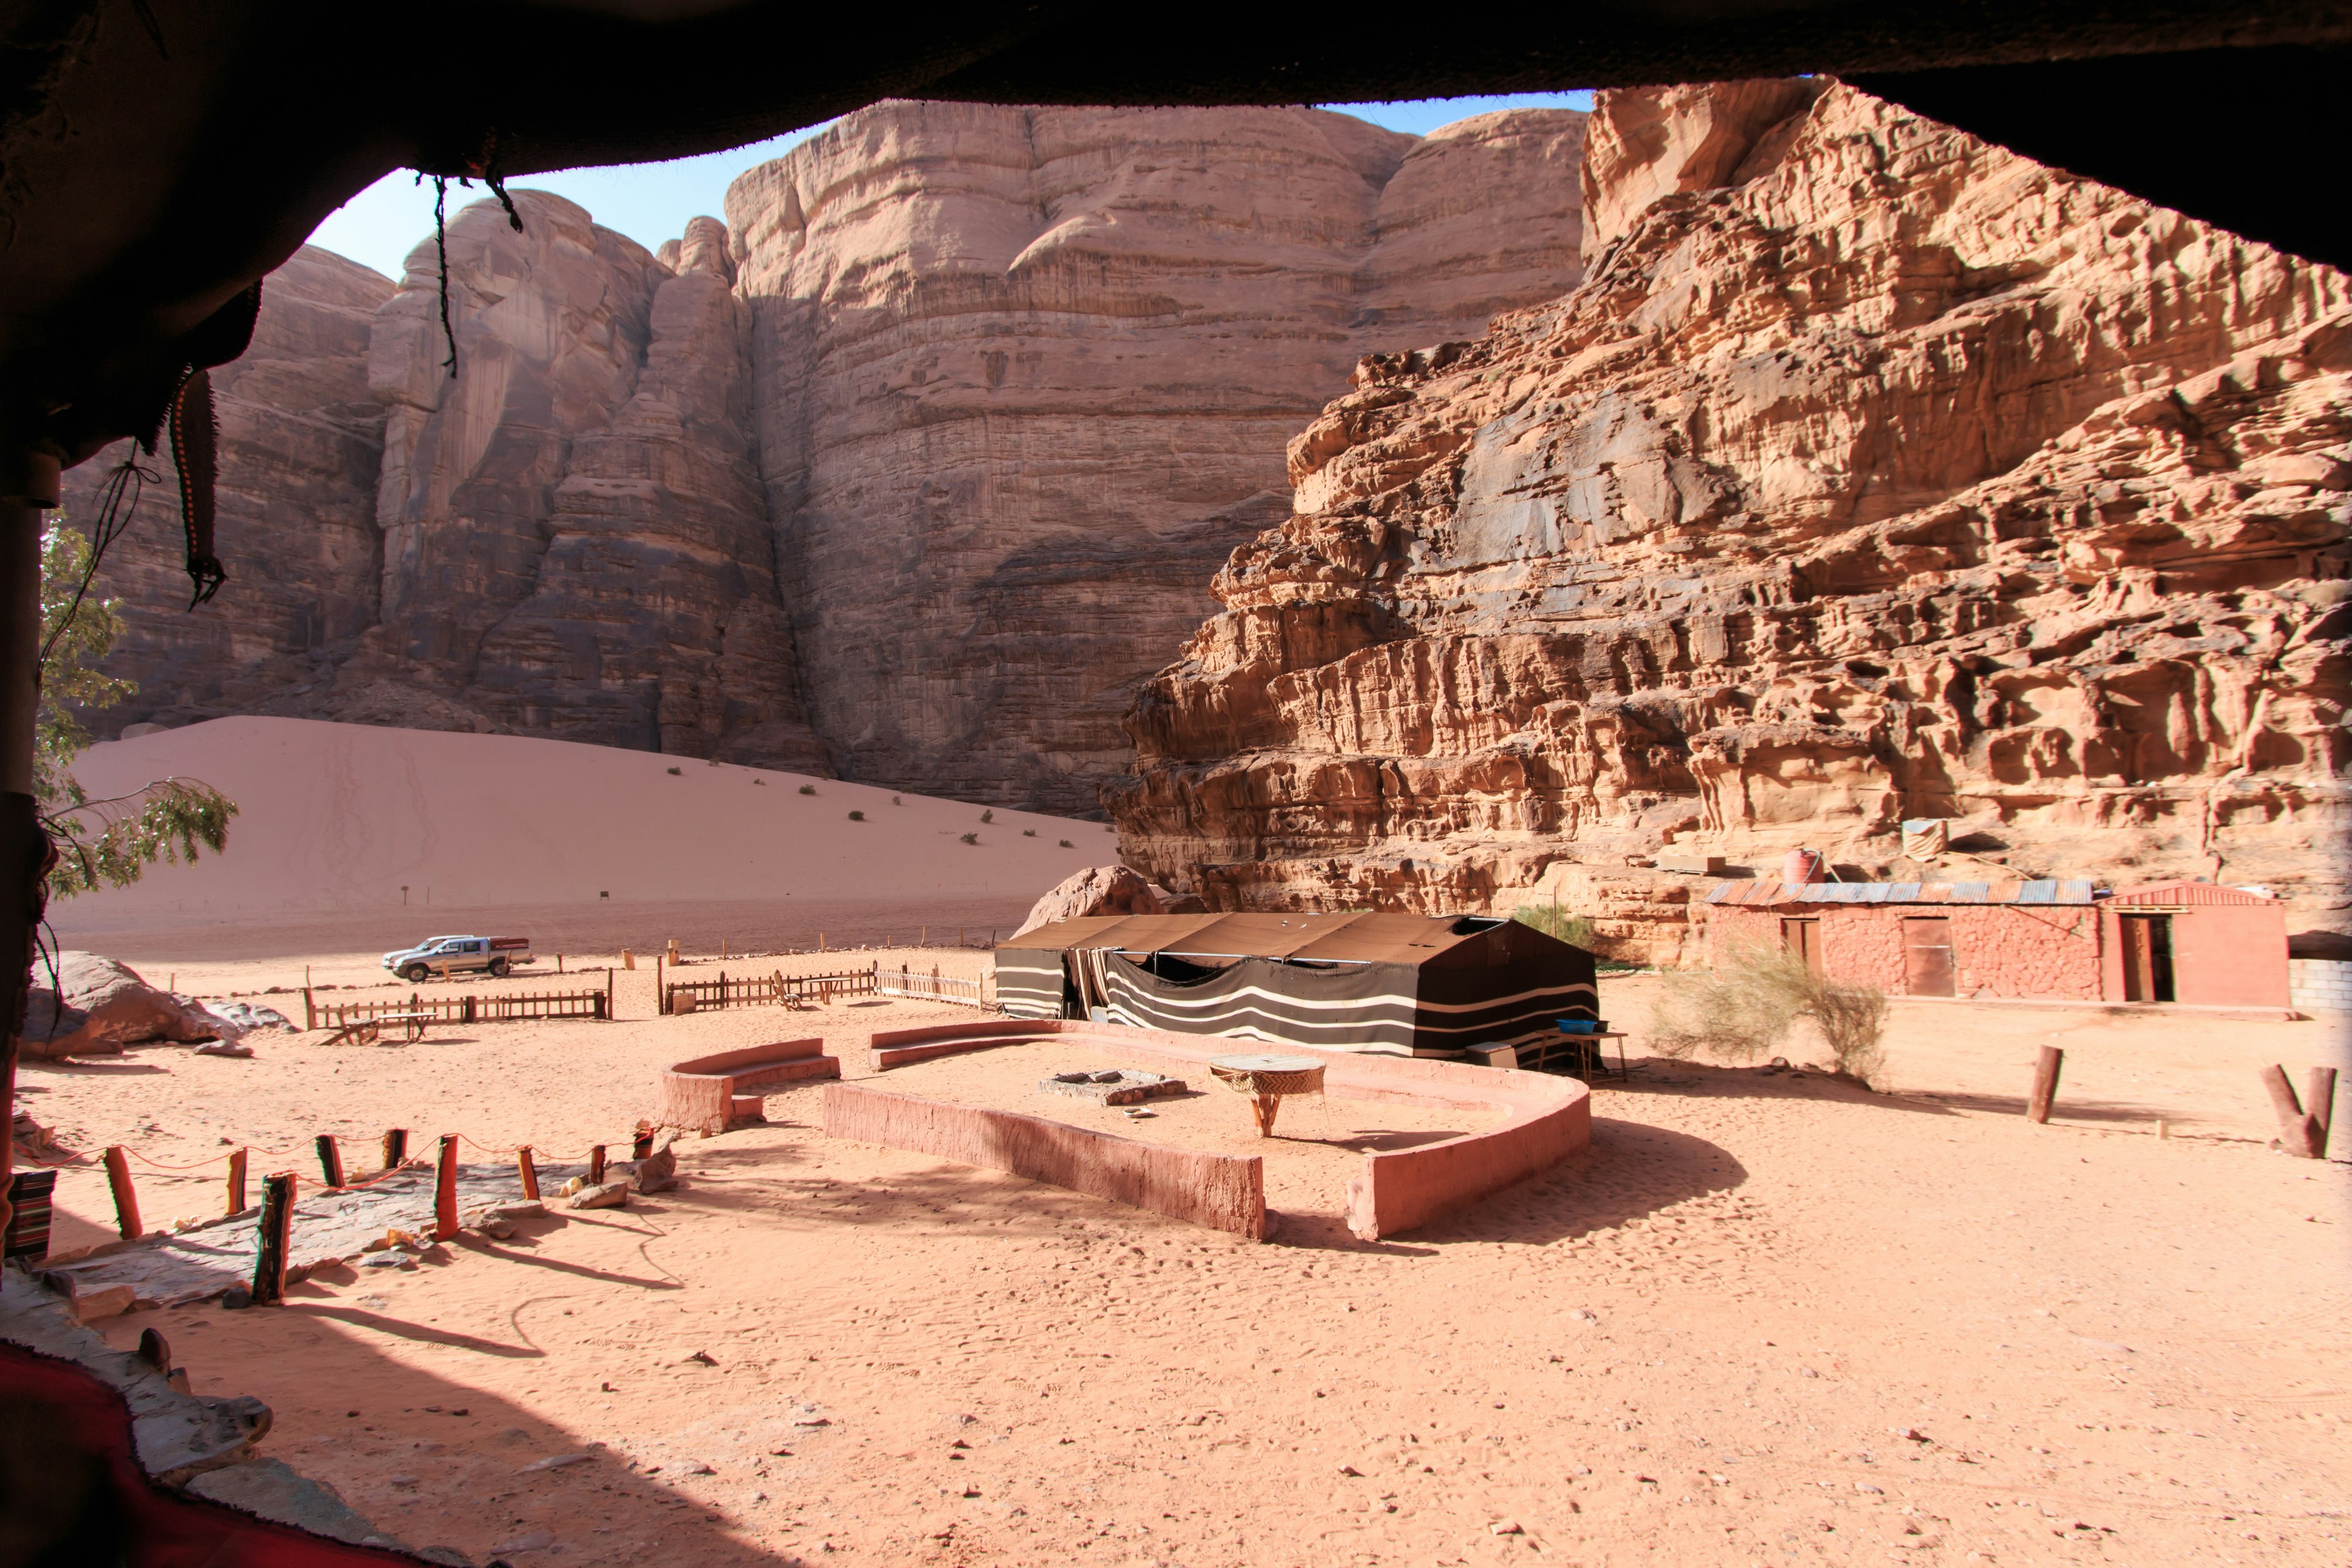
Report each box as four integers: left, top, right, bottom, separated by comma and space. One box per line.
1016, 865, 1196, 935
23, 952, 228, 1060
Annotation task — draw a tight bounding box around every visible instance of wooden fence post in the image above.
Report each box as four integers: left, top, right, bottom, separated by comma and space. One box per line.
605, 965, 614, 1019
2027, 1046, 2063, 1125
516, 1145, 540, 1200
314, 1134, 344, 1189
303, 984, 315, 1031
2306, 1066, 2337, 1159
225, 1148, 247, 1216
251, 1174, 293, 1305
632, 1124, 655, 1159
381, 1128, 408, 1172
656, 952, 665, 1014
432, 1134, 460, 1241
2261, 1066, 2327, 1158
587, 1144, 606, 1186
102, 1145, 141, 1240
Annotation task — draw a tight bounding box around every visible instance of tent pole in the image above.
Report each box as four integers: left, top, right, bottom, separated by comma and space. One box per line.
0, 454, 60, 1242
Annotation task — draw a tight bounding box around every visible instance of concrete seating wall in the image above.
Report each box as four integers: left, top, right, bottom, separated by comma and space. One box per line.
853, 1020, 1590, 1242
823, 1082, 1266, 1238
657, 1038, 840, 1134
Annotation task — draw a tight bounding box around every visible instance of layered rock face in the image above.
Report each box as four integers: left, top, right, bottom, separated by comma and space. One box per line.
726, 102, 1587, 810
58, 247, 394, 725
74, 105, 1585, 799
1108, 81, 2351, 957
345, 195, 831, 766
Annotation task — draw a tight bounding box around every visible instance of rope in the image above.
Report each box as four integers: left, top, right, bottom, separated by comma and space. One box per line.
123, 1148, 232, 1172
426, 173, 457, 375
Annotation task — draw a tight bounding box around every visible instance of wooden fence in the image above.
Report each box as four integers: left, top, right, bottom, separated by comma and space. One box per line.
662, 965, 878, 1015
876, 966, 992, 1009
304, 979, 612, 1030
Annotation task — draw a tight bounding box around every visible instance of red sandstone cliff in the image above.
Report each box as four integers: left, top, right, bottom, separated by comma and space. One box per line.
725, 102, 1588, 810
1106, 80, 2352, 958
67, 104, 1586, 805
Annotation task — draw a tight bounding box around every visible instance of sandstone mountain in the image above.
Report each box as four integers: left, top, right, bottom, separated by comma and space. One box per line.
1107, 80, 2351, 956
64, 102, 1590, 809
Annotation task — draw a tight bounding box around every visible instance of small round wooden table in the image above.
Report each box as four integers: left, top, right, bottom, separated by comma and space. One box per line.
1208, 1052, 1327, 1137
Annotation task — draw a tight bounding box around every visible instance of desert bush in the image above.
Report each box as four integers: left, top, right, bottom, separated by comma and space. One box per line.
981, 809, 994, 823
1649, 941, 1888, 1082
798, 783, 816, 795
1810, 978, 1888, 1082
847, 810, 865, 822
666, 766, 680, 775
1512, 903, 1597, 949
1058, 839, 1072, 848
960, 832, 979, 845
1023, 828, 1036, 837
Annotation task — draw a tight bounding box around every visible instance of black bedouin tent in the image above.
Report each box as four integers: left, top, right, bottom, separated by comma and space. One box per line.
997, 911, 1597, 1057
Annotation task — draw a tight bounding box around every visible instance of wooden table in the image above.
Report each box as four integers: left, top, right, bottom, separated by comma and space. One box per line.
1207, 1052, 1326, 1137
1514, 1030, 1629, 1080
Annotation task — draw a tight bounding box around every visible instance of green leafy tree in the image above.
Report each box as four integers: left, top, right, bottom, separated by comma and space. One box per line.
37, 524, 236, 899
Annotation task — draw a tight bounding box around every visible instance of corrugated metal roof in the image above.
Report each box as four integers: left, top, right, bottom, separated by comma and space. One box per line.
2108, 880, 2280, 907
1706, 877, 2099, 908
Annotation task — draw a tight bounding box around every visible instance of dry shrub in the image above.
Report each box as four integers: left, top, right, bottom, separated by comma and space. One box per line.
1512, 903, 1597, 949
1649, 941, 1889, 1083
1810, 978, 1888, 1084
1648, 943, 1814, 1063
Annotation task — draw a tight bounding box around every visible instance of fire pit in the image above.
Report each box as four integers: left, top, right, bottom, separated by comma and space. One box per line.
1037, 1069, 1188, 1106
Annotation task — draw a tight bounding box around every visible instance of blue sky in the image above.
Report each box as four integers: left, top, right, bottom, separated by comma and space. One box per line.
305, 93, 1596, 281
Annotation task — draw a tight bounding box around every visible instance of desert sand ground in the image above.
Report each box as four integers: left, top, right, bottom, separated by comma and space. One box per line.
17, 944, 2348, 1568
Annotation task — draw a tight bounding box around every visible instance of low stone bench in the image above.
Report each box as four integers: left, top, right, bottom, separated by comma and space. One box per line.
655, 1039, 840, 1135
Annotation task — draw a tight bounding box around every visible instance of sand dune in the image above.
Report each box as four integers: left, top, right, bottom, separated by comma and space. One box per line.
52, 718, 1109, 937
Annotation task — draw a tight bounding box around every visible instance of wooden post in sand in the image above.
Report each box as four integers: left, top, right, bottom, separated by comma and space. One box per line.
314, 1134, 344, 1189
302, 983, 315, 1031
587, 1144, 607, 1186
2261, 1066, 2329, 1158
2027, 1046, 2063, 1125
2307, 1067, 2337, 1159
515, 1145, 540, 1200
381, 1128, 408, 1172
102, 1146, 140, 1239
251, 1174, 293, 1305
605, 965, 614, 1019
432, 1134, 459, 1242
224, 1148, 247, 1216
622, 948, 635, 970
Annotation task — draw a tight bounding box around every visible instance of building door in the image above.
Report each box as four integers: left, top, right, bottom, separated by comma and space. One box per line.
1902, 917, 1956, 997
2119, 914, 2176, 1002
1781, 918, 1823, 976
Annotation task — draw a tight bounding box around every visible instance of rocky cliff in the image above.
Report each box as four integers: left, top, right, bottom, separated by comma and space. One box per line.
726, 102, 1588, 810
1107, 80, 2352, 956
68, 103, 1588, 804
59, 246, 394, 721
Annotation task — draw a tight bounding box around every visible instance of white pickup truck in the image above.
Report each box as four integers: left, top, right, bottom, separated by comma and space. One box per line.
381, 934, 532, 981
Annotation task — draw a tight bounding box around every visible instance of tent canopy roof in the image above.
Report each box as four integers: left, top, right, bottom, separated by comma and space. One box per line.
1001, 911, 1523, 967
